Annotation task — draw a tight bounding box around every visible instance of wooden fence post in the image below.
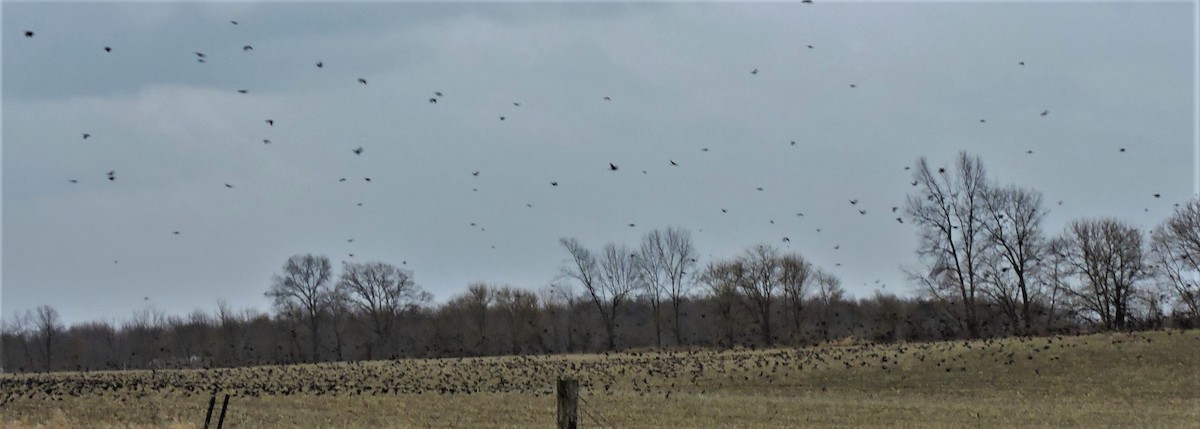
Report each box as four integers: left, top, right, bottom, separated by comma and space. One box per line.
557, 378, 579, 429
216, 394, 230, 429
203, 395, 216, 429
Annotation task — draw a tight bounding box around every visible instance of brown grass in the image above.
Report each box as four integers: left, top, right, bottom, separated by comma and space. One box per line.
2, 329, 1197, 428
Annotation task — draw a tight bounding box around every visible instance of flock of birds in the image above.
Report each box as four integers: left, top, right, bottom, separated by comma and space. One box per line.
15, 6, 1178, 303
0, 330, 1190, 413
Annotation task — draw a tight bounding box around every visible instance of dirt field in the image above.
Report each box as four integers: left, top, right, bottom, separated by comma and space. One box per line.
2, 330, 1197, 428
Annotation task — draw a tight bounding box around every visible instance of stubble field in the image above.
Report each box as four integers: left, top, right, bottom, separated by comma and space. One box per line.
2, 330, 1197, 428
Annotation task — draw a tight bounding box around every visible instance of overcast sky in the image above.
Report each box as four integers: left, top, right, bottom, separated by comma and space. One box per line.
2, 1, 1195, 326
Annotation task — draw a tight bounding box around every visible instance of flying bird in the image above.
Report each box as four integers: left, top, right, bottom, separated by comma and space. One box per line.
237, 89, 248, 94
603, 96, 611, 101
364, 177, 371, 182
609, 163, 618, 171
352, 147, 363, 155
263, 139, 271, 144
849, 84, 857, 88
499, 116, 506, 121
513, 102, 522, 106
1019, 61, 1025, 66
938, 167, 946, 173
173, 231, 180, 235
195, 52, 206, 58
230, 20, 239, 25
243, 45, 253, 51
859, 209, 867, 215
107, 171, 115, 181
806, 45, 814, 49
1119, 148, 1126, 152
850, 199, 858, 205
472, 171, 480, 176
435, 92, 443, 97
979, 119, 986, 123
896, 217, 904, 224
670, 160, 678, 166
339, 178, 346, 182
756, 187, 764, 191
25, 31, 34, 38
82, 133, 91, 139
357, 78, 367, 85
265, 119, 274, 126
316, 61, 323, 68
104, 46, 112, 52
751, 68, 759, 75
68, 179, 78, 184
1040, 110, 1049, 116
1153, 193, 1161, 198
429, 98, 437, 104
782, 237, 790, 242
224, 183, 233, 188
550, 182, 558, 186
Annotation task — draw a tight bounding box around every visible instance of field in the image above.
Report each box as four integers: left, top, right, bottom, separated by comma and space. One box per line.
2, 330, 1197, 428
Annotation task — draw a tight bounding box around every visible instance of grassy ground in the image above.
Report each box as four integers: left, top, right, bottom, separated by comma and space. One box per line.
2, 329, 1197, 428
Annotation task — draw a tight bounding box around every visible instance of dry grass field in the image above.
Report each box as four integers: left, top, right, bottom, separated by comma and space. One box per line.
2, 330, 1197, 428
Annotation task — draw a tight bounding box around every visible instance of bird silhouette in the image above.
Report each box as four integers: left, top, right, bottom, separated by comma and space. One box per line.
225, 184, 233, 188
550, 182, 558, 186
82, 133, 91, 139
435, 92, 443, 97
603, 96, 611, 101
68, 179, 78, 184
1040, 110, 1049, 116
472, 171, 480, 176
107, 171, 115, 181
1153, 193, 1161, 198
850, 199, 858, 205
104, 46, 112, 52
751, 68, 759, 75
849, 84, 857, 88
265, 119, 273, 126
263, 139, 271, 144
429, 98, 437, 104
513, 102, 521, 106
670, 160, 678, 166
358, 78, 367, 85
782, 237, 790, 242
979, 119, 986, 123
173, 231, 180, 235
352, 147, 363, 155
1120, 148, 1126, 152
195, 52, 206, 58
1019, 61, 1025, 66
243, 45, 253, 51
807, 45, 814, 49
858, 209, 867, 215
339, 178, 346, 182
316, 61, 323, 68
25, 31, 34, 38
756, 187, 764, 191
609, 163, 618, 171
499, 116, 506, 121
230, 20, 239, 25
364, 177, 371, 182
237, 89, 248, 94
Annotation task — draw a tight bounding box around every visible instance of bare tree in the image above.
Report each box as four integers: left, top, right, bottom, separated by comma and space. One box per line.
779, 253, 815, 343
634, 233, 668, 348
1149, 199, 1200, 322
699, 260, 745, 348
337, 261, 430, 359
813, 270, 845, 341
559, 238, 636, 351
737, 244, 782, 346
33, 305, 62, 372
980, 184, 1048, 335
635, 228, 695, 347
493, 286, 540, 354
906, 151, 989, 338
1060, 218, 1148, 331
265, 254, 334, 362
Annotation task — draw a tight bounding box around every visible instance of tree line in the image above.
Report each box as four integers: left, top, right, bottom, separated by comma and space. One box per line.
3, 151, 1197, 373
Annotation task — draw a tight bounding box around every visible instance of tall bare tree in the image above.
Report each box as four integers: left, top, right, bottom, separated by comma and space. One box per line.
635, 228, 696, 347
906, 151, 989, 338
1148, 198, 1200, 322
560, 238, 637, 350
33, 305, 62, 372
737, 244, 782, 346
699, 260, 745, 348
337, 261, 430, 359
779, 253, 815, 343
980, 184, 1048, 335
1060, 219, 1148, 330
265, 254, 334, 362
